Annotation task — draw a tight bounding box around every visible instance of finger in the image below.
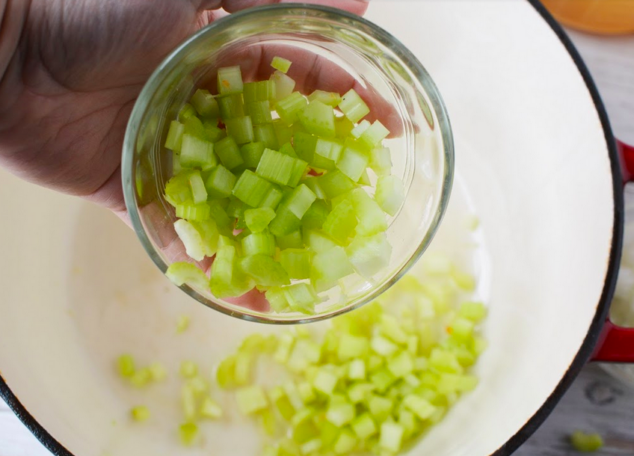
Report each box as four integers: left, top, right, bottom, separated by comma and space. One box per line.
221, 0, 368, 16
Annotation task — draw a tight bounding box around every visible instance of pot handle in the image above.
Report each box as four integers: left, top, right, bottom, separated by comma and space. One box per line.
592, 140, 634, 362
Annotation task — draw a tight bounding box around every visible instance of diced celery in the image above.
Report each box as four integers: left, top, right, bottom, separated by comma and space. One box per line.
254, 123, 279, 149
326, 401, 355, 426
233, 170, 273, 207
429, 348, 463, 374
279, 142, 297, 158
131, 406, 150, 422
244, 207, 276, 233
316, 171, 355, 199
351, 188, 388, 236
300, 438, 321, 455
191, 89, 220, 119
175, 202, 211, 221
308, 90, 342, 107
129, 369, 151, 388
299, 101, 335, 138
336, 144, 369, 182
403, 394, 436, 420
360, 120, 390, 148
240, 142, 266, 169
199, 396, 223, 419
338, 334, 370, 361
236, 386, 268, 415
380, 422, 404, 453
117, 354, 135, 378
165, 120, 185, 152
289, 158, 308, 187
283, 283, 319, 314
375, 175, 405, 216
346, 232, 392, 278
294, 131, 317, 163
348, 359, 366, 380
285, 185, 317, 219
449, 317, 475, 341
218, 93, 245, 119
244, 80, 276, 103
210, 245, 237, 298
370, 146, 392, 175
217, 66, 244, 95
246, 100, 273, 125
242, 231, 276, 256
280, 249, 312, 280
271, 70, 296, 101
305, 230, 338, 253
274, 333, 296, 364
257, 148, 307, 186
458, 301, 487, 322
276, 230, 303, 249
179, 422, 198, 446
203, 119, 226, 142
180, 134, 217, 169
260, 185, 284, 210
570, 431, 604, 452
208, 200, 232, 231
351, 120, 371, 139
180, 360, 198, 378
149, 362, 167, 381
335, 116, 355, 140
205, 165, 236, 198
352, 413, 377, 439
225, 116, 254, 145
179, 103, 196, 121
272, 56, 292, 73
166, 262, 208, 289
292, 408, 319, 444
359, 169, 371, 186
269, 206, 302, 237
188, 171, 208, 203
297, 381, 316, 404
214, 136, 244, 170
370, 368, 396, 393
339, 89, 370, 123
371, 335, 399, 357
334, 429, 357, 455
380, 314, 408, 344
269, 386, 296, 420
348, 382, 374, 404
322, 199, 357, 244
273, 120, 294, 146
302, 200, 330, 230
313, 138, 343, 170
276, 92, 308, 124
287, 339, 321, 373
388, 351, 414, 378
311, 246, 354, 291
174, 219, 206, 261
241, 255, 291, 287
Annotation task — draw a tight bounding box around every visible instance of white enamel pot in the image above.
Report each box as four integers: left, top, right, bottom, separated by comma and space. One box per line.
1, 1, 633, 455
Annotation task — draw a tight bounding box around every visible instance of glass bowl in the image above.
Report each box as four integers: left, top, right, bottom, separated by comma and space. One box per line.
122, 3, 454, 324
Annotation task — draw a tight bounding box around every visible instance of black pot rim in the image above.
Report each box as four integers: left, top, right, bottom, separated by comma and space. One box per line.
0, 1, 623, 455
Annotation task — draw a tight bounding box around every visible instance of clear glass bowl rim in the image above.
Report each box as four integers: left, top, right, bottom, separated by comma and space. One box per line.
122, 3, 455, 324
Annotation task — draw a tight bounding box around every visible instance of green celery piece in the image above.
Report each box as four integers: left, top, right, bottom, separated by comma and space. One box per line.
297, 381, 316, 404
273, 120, 293, 146
346, 232, 392, 278
180, 134, 217, 170
358, 168, 371, 186
176, 202, 211, 222
288, 159, 308, 187
370, 368, 396, 393
240, 141, 266, 169
367, 395, 392, 421
216, 354, 237, 389
246, 100, 273, 125
271, 70, 296, 101
166, 262, 208, 290
179, 422, 198, 446
276, 92, 308, 124
174, 219, 206, 261
271, 56, 292, 73
236, 385, 268, 415
351, 120, 371, 139
337, 334, 370, 361
335, 116, 355, 139
188, 171, 208, 203
254, 123, 279, 149
351, 188, 388, 236
360, 120, 390, 148
180, 360, 198, 378
226, 197, 246, 218
269, 386, 296, 420
348, 383, 374, 404
242, 231, 276, 256
130, 405, 150, 422
316, 171, 356, 199
339, 88, 370, 123
292, 409, 319, 444
179, 103, 197, 121
283, 283, 319, 314
379, 422, 404, 453
243, 80, 276, 103
302, 176, 326, 200
351, 413, 377, 439
203, 119, 226, 142
429, 348, 463, 374
326, 401, 355, 427
217, 65, 243, 95
191, 89, 220, 119
370, 146, 392, 175
279, 142, 298, 158
117, 354, 135, 378
183, 116, 207, 139
286, 338, 321, 373
302, 200, 330, 230
448, 317, 475, 341
129, 368, 151, 388
280, 249, 312, 279
337, 144, 369, 182
241, 254, 290, 287
256, 148, 307, 186
299, 100, 336, 138
458, 301, 487, 322
267, 287, 290, 312
209, 244, 237, 298
276, 230, 303, 249
300, 439, 322, 455
165, 120, 185, 152
375, 175, 405, 216
259, 185, 284, 210
218, 93, 245, 120
225, 116, 254, 145
207, 199, 233, 233
204, 165, 236, 198
348, 359, 366, 380
313, 138, 343, 170
380, 314, 408, 344
233, 169, 273, 207
570, 431, 604, 453
200, 397, 223, 419
165, 172, 193, 206
310, 246, 354, 291
313, 369, 338, 395
333, 430, 357, 455
269, 206, 302, 237
388, 351, 414, 378
322, 199, 357, 244
214, 136, 244, 170
402, 395, 436, 419
285, 184, 316, 219
371, 335, 399, 357
308, 90, 342, 107
305, 230, 338, 253
244, 207, 276, 233
293, 131, 317, 163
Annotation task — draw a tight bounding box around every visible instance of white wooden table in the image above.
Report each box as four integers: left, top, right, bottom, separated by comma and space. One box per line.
2, 25, 634, 456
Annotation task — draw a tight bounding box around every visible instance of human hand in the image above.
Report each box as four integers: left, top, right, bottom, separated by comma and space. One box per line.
0, 0, 368, 219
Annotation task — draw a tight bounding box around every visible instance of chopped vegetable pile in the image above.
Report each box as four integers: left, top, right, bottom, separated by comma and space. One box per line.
117, 260, 486, 455
163, 57, 404, 315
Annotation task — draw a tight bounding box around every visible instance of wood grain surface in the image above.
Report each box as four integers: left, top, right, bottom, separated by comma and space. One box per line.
2, 21, 634, 456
